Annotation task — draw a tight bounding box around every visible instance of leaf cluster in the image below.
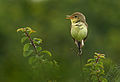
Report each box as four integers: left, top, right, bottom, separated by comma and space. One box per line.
17, 27, 58, 68
85, 52, 108, 82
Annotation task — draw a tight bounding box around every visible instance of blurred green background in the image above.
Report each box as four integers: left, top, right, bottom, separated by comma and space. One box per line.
0, 0, 120, 82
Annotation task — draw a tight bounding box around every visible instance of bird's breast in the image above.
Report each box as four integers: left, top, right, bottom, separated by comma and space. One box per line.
71, 24, 87, 41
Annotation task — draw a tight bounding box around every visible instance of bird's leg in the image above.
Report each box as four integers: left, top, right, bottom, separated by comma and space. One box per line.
78, 48, 82, 56
77, 42, 82, 56
74, 40, 83, 56
80, 40, 84, 48
74, 40, 78, 46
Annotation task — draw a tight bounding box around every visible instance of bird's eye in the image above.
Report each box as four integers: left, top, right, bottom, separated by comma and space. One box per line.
74, 16, 77, 18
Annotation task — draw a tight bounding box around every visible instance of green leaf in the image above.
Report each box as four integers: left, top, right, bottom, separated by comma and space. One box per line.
27, 27, 36, 35
26, 27, 31, 31
91, 76, 97, 81
100, 56, 105, 59
87, 59, 95, 63
23, 50, 33, 57
90, 70, 96, 75
28, 56, 37, 64
99, 62, 103, 65
23, 43, 30, 51
94, 56, 97, 58
36, 46, 42, 52
33, 38, 42, 45
100, 78, 108, 82
99, 71, 105, 75
98, 64, 104, 69
40, 50, 52, 56
53, 60, 58, 65
38, 55, 44, 60
21, 37, 27, 43
85, 63, 93, 67
17, 28, 24, 32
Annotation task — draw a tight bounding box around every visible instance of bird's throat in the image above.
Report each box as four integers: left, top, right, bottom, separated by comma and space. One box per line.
72, 22, 83, 27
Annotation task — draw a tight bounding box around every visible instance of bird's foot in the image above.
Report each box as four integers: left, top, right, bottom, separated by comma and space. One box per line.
77, 49, 82, 56
77, 52, 82, 56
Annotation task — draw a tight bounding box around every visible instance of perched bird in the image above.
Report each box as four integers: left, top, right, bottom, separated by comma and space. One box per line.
66, 12, 88, 55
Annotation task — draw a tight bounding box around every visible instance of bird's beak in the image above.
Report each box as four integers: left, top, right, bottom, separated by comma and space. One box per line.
66, 15, 73, 19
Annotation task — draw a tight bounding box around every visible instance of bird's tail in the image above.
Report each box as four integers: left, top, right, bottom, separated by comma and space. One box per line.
78, 40, 84, 56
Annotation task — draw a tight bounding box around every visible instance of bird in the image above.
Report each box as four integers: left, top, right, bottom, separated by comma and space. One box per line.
66, 12, 88, 56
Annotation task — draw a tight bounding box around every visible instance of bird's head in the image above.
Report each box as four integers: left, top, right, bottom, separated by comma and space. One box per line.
66, 12, 86, 23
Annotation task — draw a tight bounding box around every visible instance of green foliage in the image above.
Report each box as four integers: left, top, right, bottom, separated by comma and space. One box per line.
21, 37, 28, 43
106, 64, 120, 82
33, 38, 42, 45
23, 50, 33, 57
85, 52, 108, 82
17, 27, 120, 81
0, 0, 120, 82
28, 56, 37, 65
40, 50, 52, 56
17, 27, 59, 81
17, 27, 54, 61
23, 43, 30, 52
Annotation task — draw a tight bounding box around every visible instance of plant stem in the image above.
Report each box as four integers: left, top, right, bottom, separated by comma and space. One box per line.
96, 56, 101, 82
96, 56, 100, 63
24, 31, 38, 54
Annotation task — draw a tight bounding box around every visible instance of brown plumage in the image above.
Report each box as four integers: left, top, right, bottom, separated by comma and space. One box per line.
66, 12, 88, 55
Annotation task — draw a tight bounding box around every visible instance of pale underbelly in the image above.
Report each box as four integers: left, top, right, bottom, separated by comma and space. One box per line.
71, 26, 87, 41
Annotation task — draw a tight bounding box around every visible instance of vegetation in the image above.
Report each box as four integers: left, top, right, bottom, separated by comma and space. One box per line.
17, 27, 120, 82
85, 53, 107, 82
17, 27, 59, 81
17, 27, 55, 65
0, 0, 120, 82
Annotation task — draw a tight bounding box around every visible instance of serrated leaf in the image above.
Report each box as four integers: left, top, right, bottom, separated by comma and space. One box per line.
23, 43, 30, 51
23, 50, 33, 57
36, 46, 42, 52
28, 56, 37, 64
21, 37, 27, 43
40, 50, 52, 56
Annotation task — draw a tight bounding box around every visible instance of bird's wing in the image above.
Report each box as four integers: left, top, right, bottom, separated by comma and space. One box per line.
84, 33, 88, 42
83, 22, 88, 42
84, 21, 88, 27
